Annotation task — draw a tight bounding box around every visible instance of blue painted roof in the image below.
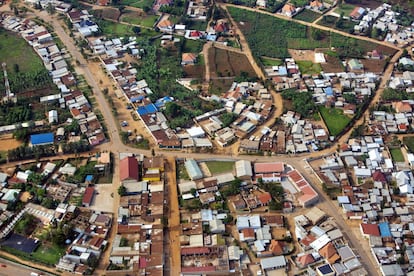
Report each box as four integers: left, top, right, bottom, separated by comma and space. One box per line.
379, 222, 392, 237
324, 87, 334, 96
30, 133, 54, 145
137, 104, 158, 116
318, 264, 334, 275
155, 96, 173, 108
85, 175, 94, 182
278, 67, 288, 76
206, 34, 217, 41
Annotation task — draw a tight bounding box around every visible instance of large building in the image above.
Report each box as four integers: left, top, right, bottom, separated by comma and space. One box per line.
235, 160, 253, 181
30, 133, 54, 146
254, 162, 284, 182
120, 156, 139, 182
185, 159, 203, 181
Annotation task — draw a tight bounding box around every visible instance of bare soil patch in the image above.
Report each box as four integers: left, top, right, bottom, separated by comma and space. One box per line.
183, 65, 205, 79
0, 134, 22, 151
320, 55, 344, 73
93, 8, 121, 21
288, 49, 316, 62
361, 59, 387, 74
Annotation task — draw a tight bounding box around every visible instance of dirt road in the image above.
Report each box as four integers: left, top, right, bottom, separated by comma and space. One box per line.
165, 157, 181, 276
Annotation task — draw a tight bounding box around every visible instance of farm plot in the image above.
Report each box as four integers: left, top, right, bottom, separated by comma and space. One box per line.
92, 7, 121, 21
294, 9, 321, 23
320, 54, 344, 73
361, 59, 388, 73
208, 47, 256, 79
228, 7, 330, 58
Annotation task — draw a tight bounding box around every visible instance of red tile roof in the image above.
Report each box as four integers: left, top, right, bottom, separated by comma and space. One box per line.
361, 223, 380, 236
82, 187, 95, 205
257, 192, 272, 205
254, 162, 284, 173
372, 170, 387, 183
181, 266, 215, 272
269, 240, 283, 255
181, 247, 210, 255
297, 253, 315, 266
120, 156, 139, 181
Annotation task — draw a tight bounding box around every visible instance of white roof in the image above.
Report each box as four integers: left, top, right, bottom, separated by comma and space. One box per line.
178, 181, 197, 194
186, 126, 205, 137
235, 160, 252, 178
260, 256, 286, 270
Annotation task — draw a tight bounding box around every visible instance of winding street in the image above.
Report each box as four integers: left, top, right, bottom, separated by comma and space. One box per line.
9, 3, 407, 275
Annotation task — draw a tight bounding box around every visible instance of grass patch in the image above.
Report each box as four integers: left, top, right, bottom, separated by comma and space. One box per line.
182, 39, 204, 53
205, 161, 235, 174
121, 12, 159, 28
31, 243, 65, 265
294, 9, 321, 23
187, 20, 208, 31
390, 148, 405, 162
318, 15, 356, 33
334, 3, 356, 17
296, 60, 322, 75
117, 0, 153, 9
98, 19, 136, 37
319, 106, 351, 136
178, 163, 190, 180
404, 136, 414, 153
0, 29, 44, 74
260, 57, 283, 66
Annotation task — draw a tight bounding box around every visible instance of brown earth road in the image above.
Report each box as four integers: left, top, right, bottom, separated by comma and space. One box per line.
203, 41, 212, 82
165, 156, 181, 276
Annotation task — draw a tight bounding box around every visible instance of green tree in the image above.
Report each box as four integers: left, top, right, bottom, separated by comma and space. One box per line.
118, 185, 127, 196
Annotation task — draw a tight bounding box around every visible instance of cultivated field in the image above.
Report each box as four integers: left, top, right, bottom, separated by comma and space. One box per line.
208, 47, 256, 79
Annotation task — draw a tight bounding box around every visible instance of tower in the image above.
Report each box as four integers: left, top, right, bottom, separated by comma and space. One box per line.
2, 62, 16, 103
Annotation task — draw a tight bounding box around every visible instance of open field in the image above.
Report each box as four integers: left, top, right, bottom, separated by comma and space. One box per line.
294, 9, 321, 23
118, 0, 154, 9
260, 57, 283, 66
205, 161, 235, 174
403, 136, 414, 153
97, 19, 136, 37
390, 148, 405, 162
121, 10, 159, 28
92, 7, 121, 21
361, 59, 388, 73
320, 54, 344, 73
334, 3, 356, 17
319, 106, 351, 136
182, 39, 204, 53
0, 30, 44, 74
31, 243, 65, 265
208, 47, 256, 78
296, 60, 322, 75
0, 134, 22, 151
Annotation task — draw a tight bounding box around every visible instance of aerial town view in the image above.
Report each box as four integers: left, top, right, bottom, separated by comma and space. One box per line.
2, 0, 414, 275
